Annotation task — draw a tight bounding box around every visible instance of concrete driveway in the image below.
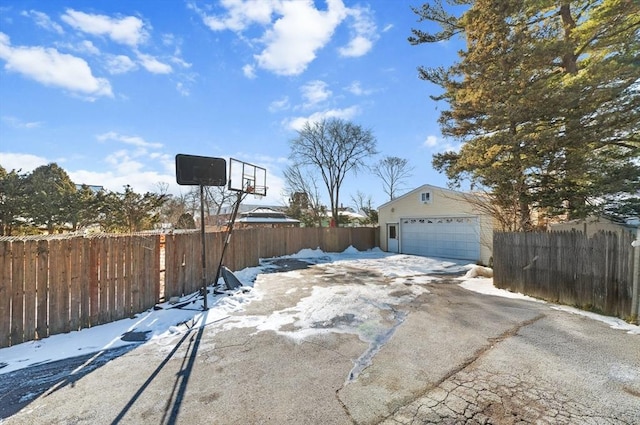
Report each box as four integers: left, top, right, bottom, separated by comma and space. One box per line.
3, 256, 639, 425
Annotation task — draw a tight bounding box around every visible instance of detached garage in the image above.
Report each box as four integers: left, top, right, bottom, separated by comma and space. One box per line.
378, 184, 494, 265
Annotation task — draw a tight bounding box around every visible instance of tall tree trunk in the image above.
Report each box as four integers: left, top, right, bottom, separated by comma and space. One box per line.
559, 3, 587, 219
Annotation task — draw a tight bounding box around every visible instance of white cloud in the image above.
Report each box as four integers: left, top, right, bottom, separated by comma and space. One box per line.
301, 80, 331, 107
243, 63, 256, 79
194, 0, 376, 76
61, 9, 149, 47
193, 0, 276, 32
97, 131, 163, 149
22, 10, 64, 34
338, 5, 377, 57
0, 152, 48, 172
254, 0, 347, 76
54, 40, 100, 56
268, 96, 290, 113
338, 36, 372, 57
1, 116, 43, 129
345, 80, 372, 96
69, 168, 177, 194
176, 82, 189, 96
136, 52, 172, 74
0, 151, 177, 195
106, 54, 137, 74
0, 32, 113, 98
78, 40, 100, 55
423, 135, 438, 148
285, 105, 360, 131
162, 33, 191, 68
170, 55, 191, 69
423, 136, 460, 153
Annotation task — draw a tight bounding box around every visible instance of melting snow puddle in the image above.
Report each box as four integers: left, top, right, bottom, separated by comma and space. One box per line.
219, 278, 427, 384
347, 309, 408, 383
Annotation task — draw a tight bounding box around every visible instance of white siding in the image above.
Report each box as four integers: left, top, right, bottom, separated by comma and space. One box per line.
401, 216, 480, 261
378, 185, 494, 265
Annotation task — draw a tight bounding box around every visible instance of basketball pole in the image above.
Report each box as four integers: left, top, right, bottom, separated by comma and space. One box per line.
200, 183, 208, 311
214, 190, 244, 291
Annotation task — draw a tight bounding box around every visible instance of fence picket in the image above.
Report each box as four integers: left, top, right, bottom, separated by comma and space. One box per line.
69, 237, 82, 331
98, 238, 109, 324
107, 237, 116, 323
80, 238, 90, 329
10, 241, 25, 345
36, 240, 48, 339
48, 240, 61, 335
23, 240, 37, 341
88, 237, 99, 327
0, 241, 12, 347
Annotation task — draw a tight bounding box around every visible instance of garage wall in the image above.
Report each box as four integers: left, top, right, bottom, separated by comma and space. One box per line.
378, 185, 494, 265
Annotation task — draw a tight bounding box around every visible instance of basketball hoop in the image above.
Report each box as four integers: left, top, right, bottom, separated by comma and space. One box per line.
251, 186, 267, 198
228, 158, 268, 197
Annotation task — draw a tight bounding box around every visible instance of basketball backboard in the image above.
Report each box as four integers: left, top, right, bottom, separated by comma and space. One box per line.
228, 158, 267, 196
175, 154, 226, 186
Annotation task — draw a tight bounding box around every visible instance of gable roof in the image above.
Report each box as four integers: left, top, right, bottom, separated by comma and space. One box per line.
377, 184, 467, 209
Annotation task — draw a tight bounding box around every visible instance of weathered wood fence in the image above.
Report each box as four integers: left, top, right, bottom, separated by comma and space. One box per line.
493, 231, 636, 319
0, 227, 377, 348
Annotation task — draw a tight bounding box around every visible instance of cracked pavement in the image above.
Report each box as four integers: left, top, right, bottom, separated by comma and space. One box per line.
2, 258, 639, 424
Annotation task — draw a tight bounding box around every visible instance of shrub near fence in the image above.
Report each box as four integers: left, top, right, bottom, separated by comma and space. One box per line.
493, 231, 636, 319
0, 226, 377, 348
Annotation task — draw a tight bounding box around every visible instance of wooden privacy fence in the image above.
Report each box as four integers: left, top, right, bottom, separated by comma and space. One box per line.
164, 227, 377, 299
0, 234, 161, 349
493, 231, 636, 319
0, 226, 377, 348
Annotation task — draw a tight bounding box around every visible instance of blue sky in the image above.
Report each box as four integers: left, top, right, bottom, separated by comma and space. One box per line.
0, 0, 464, 208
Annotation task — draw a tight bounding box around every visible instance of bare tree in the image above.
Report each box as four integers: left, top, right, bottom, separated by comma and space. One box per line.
443, 188, 538, 233
283, 164, 326, 227
289, 118, 377, 226
204, 185, 235, 217
180, 185, 235, 228
350, 190, 378, 225
373, 156, 414, 201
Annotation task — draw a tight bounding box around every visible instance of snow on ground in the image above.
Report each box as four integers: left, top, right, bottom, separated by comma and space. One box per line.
0, 247, 637, 376
459, 275, 640, 335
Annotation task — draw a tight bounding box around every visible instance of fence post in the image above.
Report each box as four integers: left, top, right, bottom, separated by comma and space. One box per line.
631, 227, 640, 324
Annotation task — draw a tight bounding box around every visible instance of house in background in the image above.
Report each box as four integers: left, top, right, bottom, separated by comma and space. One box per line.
235, 207, 300, 229
549, 215, 637, 237
378, 184, 494, 265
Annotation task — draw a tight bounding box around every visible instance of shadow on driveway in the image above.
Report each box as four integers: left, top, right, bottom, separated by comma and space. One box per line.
0, 342, 142, 420
111, 311, 208, 425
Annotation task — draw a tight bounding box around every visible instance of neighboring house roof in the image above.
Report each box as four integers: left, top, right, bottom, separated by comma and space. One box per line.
378, 184, 471, 209
75, 184, 104, 193
219, 204, 286, 215
338, 211, 366, 220
549, 215, 638, 234
322, 210, 367, 220
236, 207, 300, 224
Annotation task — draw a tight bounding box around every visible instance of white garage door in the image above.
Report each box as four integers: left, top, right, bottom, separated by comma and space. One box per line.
400, 216, 480, 261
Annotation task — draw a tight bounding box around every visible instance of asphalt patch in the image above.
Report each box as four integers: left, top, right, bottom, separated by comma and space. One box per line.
120, 330, 151, 342
259, 258, 317, 273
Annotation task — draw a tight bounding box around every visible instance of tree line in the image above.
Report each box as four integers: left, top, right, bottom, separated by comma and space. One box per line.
0, 163, 171, 236
0, 148, 414, 236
